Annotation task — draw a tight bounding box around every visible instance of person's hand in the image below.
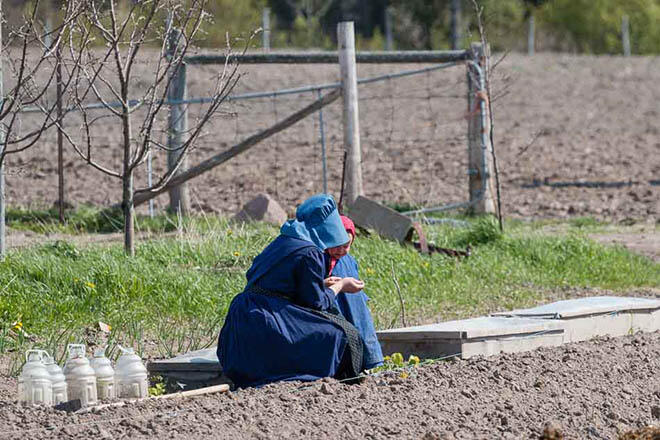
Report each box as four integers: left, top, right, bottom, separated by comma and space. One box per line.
340, 277, 365, 293
324, 276, 342, 287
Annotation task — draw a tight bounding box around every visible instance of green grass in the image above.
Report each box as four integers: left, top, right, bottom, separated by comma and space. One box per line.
6, 205, 196, 235
0, 214, 658, 374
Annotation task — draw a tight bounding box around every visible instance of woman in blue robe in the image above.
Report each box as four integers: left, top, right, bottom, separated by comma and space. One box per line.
326, 216, 384, 370
217, 194, 366, 388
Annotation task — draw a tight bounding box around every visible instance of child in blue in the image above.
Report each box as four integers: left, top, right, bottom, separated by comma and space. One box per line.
325, 215, 384, 370
218, 194, 366, 388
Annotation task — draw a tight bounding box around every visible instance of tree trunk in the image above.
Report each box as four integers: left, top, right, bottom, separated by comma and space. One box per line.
122, 105, 134, 256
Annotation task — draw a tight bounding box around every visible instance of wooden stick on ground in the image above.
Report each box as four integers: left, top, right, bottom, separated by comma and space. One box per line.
75, 384, 230, 414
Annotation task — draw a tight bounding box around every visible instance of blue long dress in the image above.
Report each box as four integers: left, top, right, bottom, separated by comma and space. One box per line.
217, 235, 349, 388
332, 254, 384, 369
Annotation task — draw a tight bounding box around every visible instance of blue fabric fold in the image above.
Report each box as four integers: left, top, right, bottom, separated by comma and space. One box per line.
332, 254, 384, 370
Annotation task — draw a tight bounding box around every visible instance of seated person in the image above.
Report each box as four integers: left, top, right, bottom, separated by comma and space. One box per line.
325, 216, 384, 370
217, 194, 365, 388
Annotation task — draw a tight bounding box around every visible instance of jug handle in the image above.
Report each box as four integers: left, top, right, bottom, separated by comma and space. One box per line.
25, 349, 44, 362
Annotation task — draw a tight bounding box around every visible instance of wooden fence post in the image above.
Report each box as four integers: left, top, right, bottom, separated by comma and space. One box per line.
527, 15, 535, 56
338, 21, 363, 207
467, 43, 496, 215
166, 28, 190, 215
384, 7, 394, 51
262, 8, 271, 52
450, 0, 461, 50
622, 15, 631, 57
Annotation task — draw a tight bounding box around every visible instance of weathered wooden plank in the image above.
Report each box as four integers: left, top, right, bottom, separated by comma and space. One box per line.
133, 88, 341, 207
466, 43, 496, 214
347, 196, 413, 243
338, 22, 363, 207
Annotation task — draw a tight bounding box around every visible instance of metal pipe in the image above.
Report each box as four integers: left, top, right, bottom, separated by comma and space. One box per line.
185, 50, 470, 65
317, 89, 328, 194
20, 62, 461, 113
147, 150, 154, 218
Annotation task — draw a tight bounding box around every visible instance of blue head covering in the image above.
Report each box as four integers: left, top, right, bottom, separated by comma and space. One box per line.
280, 194, 350, 251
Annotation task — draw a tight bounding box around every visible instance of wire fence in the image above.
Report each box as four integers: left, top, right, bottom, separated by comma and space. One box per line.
7, 53, 470, 218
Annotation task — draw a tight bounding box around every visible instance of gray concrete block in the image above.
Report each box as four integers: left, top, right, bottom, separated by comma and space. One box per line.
492, 296, 660, 342
147, 347, 220, 373
377, 317, 566, 360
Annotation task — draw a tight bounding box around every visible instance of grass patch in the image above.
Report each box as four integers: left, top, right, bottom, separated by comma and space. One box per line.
0, 214, 658, 374
6, 205, 191, 235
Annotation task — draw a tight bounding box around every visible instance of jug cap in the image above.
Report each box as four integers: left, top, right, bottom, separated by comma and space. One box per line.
118, 345, 135, 355
93, 348, 107, 358
67, 344, 86, 359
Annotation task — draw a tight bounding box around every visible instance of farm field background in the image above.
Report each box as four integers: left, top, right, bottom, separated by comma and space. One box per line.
1, 49, 659, 439
3, 52, 659, 224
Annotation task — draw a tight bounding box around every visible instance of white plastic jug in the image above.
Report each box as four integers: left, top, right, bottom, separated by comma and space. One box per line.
18, 350, 53, 405
43, 352, 68, 405
63, 344, 98, 406
91, 348, 115, 400
114, 346, 148, 399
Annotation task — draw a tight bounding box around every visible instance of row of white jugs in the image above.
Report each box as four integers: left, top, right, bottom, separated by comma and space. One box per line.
18, 344, 148, 406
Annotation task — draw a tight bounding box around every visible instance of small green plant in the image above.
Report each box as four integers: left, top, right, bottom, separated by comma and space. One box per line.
455, 215, 503, 247
569, 217, 601, 228
371, 352, 421, 376
148, 375, 166, 397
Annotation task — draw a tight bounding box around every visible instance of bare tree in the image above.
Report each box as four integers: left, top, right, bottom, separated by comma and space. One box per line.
66, 0, 242, 255
0, 0, 86, 257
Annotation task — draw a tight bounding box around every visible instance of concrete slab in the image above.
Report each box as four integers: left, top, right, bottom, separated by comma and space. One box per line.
491, 296, 660, 342
377, 317, 565, 360
491, 296, 660, 319
347, 196, 413, 243
147, 347, 220, 373
147, 348, 228, 388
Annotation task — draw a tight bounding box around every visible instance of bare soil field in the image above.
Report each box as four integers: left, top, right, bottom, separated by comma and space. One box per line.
4, 53, 659, 223
3, 52, 659, 438
0, 331, 657, 439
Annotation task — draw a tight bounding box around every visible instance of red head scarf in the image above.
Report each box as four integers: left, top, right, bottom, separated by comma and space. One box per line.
328, 215, 356, 276
340, 215, 355, 240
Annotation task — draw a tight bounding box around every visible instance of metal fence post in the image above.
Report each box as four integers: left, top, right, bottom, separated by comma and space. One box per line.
338, 21, 363, 208
166, 28, 190, 215
56, 45, 65, 222
467, 43, 496, 215
0, 0, 5, 257
317, 89, 328, 193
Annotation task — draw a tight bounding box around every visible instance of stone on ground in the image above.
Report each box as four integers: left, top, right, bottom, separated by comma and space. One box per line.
233, 193, 287, 226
